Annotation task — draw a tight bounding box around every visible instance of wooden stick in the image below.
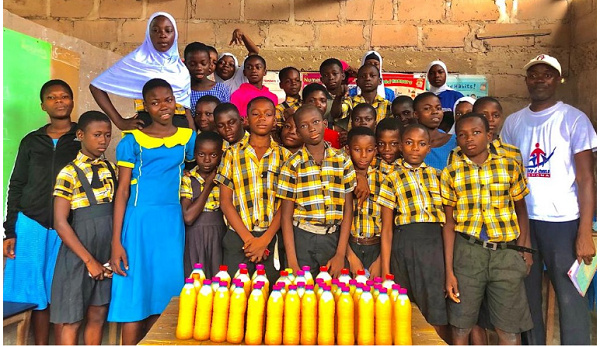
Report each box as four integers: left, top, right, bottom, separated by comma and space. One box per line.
476, 29, 552, 40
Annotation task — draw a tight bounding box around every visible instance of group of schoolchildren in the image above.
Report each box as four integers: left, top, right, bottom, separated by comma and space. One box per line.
3, 11, 596, 347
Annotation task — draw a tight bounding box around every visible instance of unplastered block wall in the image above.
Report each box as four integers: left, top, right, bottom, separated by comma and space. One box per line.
3, 9, 130, 161
4, 0, 595, 120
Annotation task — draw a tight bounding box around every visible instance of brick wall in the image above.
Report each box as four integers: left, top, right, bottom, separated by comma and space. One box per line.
3, 0, 596, 119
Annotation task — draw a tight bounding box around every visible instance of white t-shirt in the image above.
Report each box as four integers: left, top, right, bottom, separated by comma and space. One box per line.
501, 101, 597, 222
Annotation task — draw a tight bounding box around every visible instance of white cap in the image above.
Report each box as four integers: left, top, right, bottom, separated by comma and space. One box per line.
523, 54, 562, 76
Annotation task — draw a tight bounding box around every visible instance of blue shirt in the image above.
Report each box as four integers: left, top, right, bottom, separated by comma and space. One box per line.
349, 86, 396, 103
424, 134, 457, 171
437, 90, 464, 113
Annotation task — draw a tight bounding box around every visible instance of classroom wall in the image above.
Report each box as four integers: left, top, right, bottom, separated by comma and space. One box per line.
2, 0, 596, 121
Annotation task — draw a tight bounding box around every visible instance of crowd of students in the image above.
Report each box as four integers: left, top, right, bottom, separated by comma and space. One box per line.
3, 11, 596, 346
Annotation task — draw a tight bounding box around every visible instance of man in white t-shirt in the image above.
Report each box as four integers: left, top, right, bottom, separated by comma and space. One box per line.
500, 54, 596, 345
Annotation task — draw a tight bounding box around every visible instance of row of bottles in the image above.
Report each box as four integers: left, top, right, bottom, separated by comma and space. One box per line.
177, 263, 412, 345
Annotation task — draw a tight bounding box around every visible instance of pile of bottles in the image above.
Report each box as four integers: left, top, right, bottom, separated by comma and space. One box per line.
176, 263, 413, 345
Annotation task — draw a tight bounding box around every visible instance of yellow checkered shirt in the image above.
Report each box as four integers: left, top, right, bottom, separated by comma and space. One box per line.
180, 166, 220, 211
276, 96, 302, 127
447, 138, 523, 168
351, 166, 385, 238
222, 131, 250, 151
53, 151, 117, 210
215, 135, 291, 231
340, 94, 391, 129
276, 143, 357, 226
376, 160, 445, 226
440, 152, 529, 242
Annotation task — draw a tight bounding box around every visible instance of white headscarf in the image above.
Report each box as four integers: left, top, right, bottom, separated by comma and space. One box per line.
214, 53, 247, 94
426, 60, 454, 95
357, 50, 386, 99
91, 12, 190, 108
448, 96, 476, 134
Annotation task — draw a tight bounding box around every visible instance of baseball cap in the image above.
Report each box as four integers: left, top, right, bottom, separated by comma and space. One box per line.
523, 54, 562, 76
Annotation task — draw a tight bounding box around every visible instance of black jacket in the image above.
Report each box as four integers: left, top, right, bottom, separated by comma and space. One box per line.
3, 123, 80, 239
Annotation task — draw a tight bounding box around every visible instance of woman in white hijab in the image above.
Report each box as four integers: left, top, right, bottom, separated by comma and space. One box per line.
426, 60, 465, 114
214, 29, 260, 94
447, 96, 476, 134
90, 12, 192, 130
350, 50, 396, 102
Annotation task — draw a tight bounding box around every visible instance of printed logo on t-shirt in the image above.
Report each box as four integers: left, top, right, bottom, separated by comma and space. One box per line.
526, 142, 556, 177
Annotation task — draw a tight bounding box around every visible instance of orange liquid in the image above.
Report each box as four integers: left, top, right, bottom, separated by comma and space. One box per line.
375, 292, 392, 345
283, 288, 301, 345
301, 289, 317, 345
336, 291, 355, 345
226, 286, 247, 343
193, 283, 213, 341
264, 289, 284, 345
357, 291, 374, 345
175, 282, 196, 340
245, 288, 266, 345
318, 290, 335, 345
394, 294, 412, 345
209, 286, 230, 342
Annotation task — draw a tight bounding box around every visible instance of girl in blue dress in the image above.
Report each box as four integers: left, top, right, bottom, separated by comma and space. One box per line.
108, 78, 196, 344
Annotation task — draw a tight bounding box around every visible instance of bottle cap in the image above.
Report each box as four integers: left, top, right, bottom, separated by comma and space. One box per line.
341, 268, 350, 275
235, 281, 244, 288
185, 278, 194, 284
203, 279, 212, 285
276, 281, 285, 288
302, 265, 311, 272
374, 284, 383, 291
257, 269, 266, 275
367, 280, 374, 286
219, 265, 228, 271
378, 287, 388, 294
385, 274, 395, 280
315, 278, 324, 283
399, 288, 408, 295
363, 285, 371, 292
356, 283, 364, 290
349, 279, 357, 285
256, 280, 265, 287
323, 285, 331, 291
342, 286, 350, 293
212, 277, 219, 282
239, 263, 247, 269
289, 285, 297, 290
193, 263, 203, 269
240, 268, 248, 275
253, 284, 262, 290
219, 281, 228, 287
332, 278, 340, 284
392, 284, 401, 291
319, 266, 328, 272
296, 270, 305, 276
357, 269, 365, 276
280, 270, 288, 276
297, 282, 306, 287
305, 284, 314, 290
374, 277, 383, 283
232, 279, 241, 285
256, 264, 265, 270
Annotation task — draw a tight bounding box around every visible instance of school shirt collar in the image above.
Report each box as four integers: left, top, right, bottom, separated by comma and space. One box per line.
401, 159, 428, 171
459, 148, 502, 166
238, 133, 279, 152
188, 166, 205, 184
352, 94, 386, 104
76, 151, 104, 165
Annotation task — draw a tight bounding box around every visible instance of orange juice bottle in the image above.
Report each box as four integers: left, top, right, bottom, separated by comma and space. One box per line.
394, 288, 412, 345
210, 276, 220, 293
338, 268, 352, 286
348, 279, 357, 297
229, 278, 241, 294
375, 287, 392, 345
233, 263, 247, 279
391, 284, 401, 302
382, 274, 395, 296
237, 268, 252, 297
366, 280, 375, 295
210, 281, 230, 342
283, 285, 301, 345
277, 270, 292, 290
294, 270, 307, 286
216, 265, 231, 288
353, 283, 364, 340
316, 266, 332, 286
245, 284, 266, 345
226, 282, 247, 343
336, 286, 355, 345
264, 283, 284, 345
301, 285, 317, 345
251, 263, 265, 281
331, 279, 340, 300
190, 263, 206, 292
357, 286, 374, 345
318, 285, 335, 345
252, 268, 270, 299
355, 269, 368, 285
374, 276, 383, 285
296, 281, 306, 299
301, 265, 314, 286
276, 281, 287, 299
176, 279, 196, 340
193, 280, 213, 341
315, 278, 325, 300
285, 267, 296, 284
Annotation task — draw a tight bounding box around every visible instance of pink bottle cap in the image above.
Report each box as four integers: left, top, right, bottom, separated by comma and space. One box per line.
297, 282, 306, 287
253, 284, 262, 290
302, 265, 311, 272
349, 279, 357, 285
256, 264, 265, 270
239, 263, 247, 269
289, 285, 297, 290
185, 278, 194, 284
203, 279, 212, 285
193, 263, 203, 269
297, 270, 305, 276
219, 281, 228, 287
392, 284, 401, 291
305, 284, 314, 290
316, 278, 324, 283
399, 288, 408, 295
374, 277, 383, 283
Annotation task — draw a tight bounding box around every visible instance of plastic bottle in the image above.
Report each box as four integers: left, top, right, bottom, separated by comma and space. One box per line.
353, 284, 364, 340
226, 282, 247, 343
337, 286, 355, 345
245, 284, 266, 345
251, 263, 265, 281
316, 266, 332, 287
252, 269, 270, 299
332, 279, 340, 300
338, 268, 352, 286
233, 263, 247, 279
374, 276, 383, 285
382, 274, 395, 296
237, 268, 252, 297
285, 268, 296, 285
216, 265, 231, 288
302, 265, 314, 286
277, 270, 292, 290
176, 278, 196, 340
264, 284, 284, 345
394, 288, 412, 345
190, 263, 206, 292
283, 285, 301, 345
301, 285, 317, 345
193, 279, 214, 341
210, 277, 220, 293
276, 281, 287, 299
317, 285, 335, 345
296, 281, 306, 299
315, 278, 325, 300
366, 280, 375, 294
355, 269, 368, 285
209, 281, 230, 342
375, 287, 392, 345
294, 270, 307, 285
229, 278, 241, 294
349, 279, 357, 297
373, 284, 383, 300
357, 286, 375, 345
390, 284, 401, 302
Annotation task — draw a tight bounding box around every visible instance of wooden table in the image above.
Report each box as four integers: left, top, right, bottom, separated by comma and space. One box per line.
3, 301, 37, 345
139, 297, 446, 345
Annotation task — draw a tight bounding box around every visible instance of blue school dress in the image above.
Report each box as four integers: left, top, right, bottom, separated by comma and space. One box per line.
108, 128, 196, 322
438, 90, 464, 113
424, 134, 457, 171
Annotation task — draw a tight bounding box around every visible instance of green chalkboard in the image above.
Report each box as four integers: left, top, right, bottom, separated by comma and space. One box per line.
3, 29, 52, 216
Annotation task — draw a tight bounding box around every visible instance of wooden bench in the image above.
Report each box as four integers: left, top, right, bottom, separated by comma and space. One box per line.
3, 301, 37, 345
